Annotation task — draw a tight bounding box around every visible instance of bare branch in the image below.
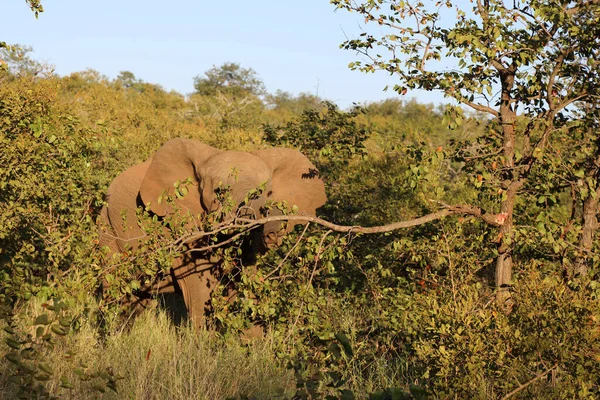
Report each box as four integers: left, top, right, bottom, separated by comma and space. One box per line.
243, 205, 505, 234
555, 91, 589, 113
546, 49, 569, 112
476, 0, 489, 22
174, 203, 511, 254
420, 33, 433, 72
491, 59, 507, 72
449, 91, 500, 116
501, 364, 558, 400
186, 233, 246, 254
310, 230, 334, 286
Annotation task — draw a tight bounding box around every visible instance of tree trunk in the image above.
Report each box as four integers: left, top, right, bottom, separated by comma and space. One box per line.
496, 65, 519, 304
574, 188, 600, 277
495, 181, 521, 303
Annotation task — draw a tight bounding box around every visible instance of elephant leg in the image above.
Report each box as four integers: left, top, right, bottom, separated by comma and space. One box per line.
127, 275, 177, 318
173, 259, 265, 337
174, 260, 217, 330
145, 274, 176, 295
241, 324, 264, 340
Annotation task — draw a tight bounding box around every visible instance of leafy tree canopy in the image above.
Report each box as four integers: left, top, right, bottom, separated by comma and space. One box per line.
333, 0, 600, 292
0, 45, 47, 78
193, 62, 266, 98
265, 90, 323, 113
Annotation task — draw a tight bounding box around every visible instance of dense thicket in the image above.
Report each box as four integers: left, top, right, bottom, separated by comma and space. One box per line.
1, 2, 600, 395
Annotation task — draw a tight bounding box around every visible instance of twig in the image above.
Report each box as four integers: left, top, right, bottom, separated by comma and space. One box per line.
441, 227, 457, 307
265, 223, 311, 279
284, 229, 333, 346
501, 364, 558, 400
309, 230, 334, 287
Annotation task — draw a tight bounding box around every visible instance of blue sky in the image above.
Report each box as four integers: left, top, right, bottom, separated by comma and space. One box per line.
2, 0, 449, 108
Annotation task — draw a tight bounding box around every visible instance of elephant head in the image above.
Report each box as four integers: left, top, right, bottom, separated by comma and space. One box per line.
137, 138, 326, 249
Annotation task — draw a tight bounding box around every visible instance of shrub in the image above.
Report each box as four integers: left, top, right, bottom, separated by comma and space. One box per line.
0, 74, 112, 304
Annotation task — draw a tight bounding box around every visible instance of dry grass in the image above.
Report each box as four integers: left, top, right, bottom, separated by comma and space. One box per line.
1, 295, 414, 399
1, 300, 293, 399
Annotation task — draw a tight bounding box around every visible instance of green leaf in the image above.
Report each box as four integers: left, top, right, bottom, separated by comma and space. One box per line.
335, 332, 354, 357
36, 326, 45, 338
34, 314, 50, 325
60, 376, 74, 389
39, 362, 54, 375
5, 352, 21, 364
3, 326, 15, 334
6, 338, 21, 350
34, 373, 51, 381
51, 325, 68, 336
328, 343, 342, 359
19, 362, 35, 374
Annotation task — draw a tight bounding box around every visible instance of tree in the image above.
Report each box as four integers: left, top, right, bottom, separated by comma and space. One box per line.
115, 70, 141, 89
0, 45, 47, 79
332, 0, 600, 298
264, 102, 370, 181
265, 90, 323, 113
563, 98, 600, 275
193, 62, 265, 98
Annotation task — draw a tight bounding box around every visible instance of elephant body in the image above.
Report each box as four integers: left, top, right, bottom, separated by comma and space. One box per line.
98, 138, 326, 330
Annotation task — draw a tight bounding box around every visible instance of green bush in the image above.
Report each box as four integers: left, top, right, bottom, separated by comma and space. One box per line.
0, 74, 112, 304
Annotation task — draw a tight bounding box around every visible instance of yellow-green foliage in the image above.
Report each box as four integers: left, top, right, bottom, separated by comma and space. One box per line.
0, 74, 111, 302
56, 71, 265, 163
1, 58, 599, 399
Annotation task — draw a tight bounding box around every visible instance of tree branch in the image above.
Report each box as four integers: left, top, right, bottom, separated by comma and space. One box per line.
178, 204, 508, 250
449, 91, 500, 117
546, 49, 569, 112
501, 364, 558, 400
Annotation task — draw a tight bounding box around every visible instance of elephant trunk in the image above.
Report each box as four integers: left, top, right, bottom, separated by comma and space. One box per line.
261, 207, 286, 250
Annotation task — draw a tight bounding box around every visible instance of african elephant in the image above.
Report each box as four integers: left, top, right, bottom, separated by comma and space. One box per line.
98, 138, 327, 331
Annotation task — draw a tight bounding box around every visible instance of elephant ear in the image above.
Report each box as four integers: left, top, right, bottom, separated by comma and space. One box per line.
140, 138, 221, 216
252, 148, 327, 216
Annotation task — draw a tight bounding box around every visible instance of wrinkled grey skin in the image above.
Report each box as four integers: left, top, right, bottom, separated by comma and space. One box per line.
98, 138, 326, 333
